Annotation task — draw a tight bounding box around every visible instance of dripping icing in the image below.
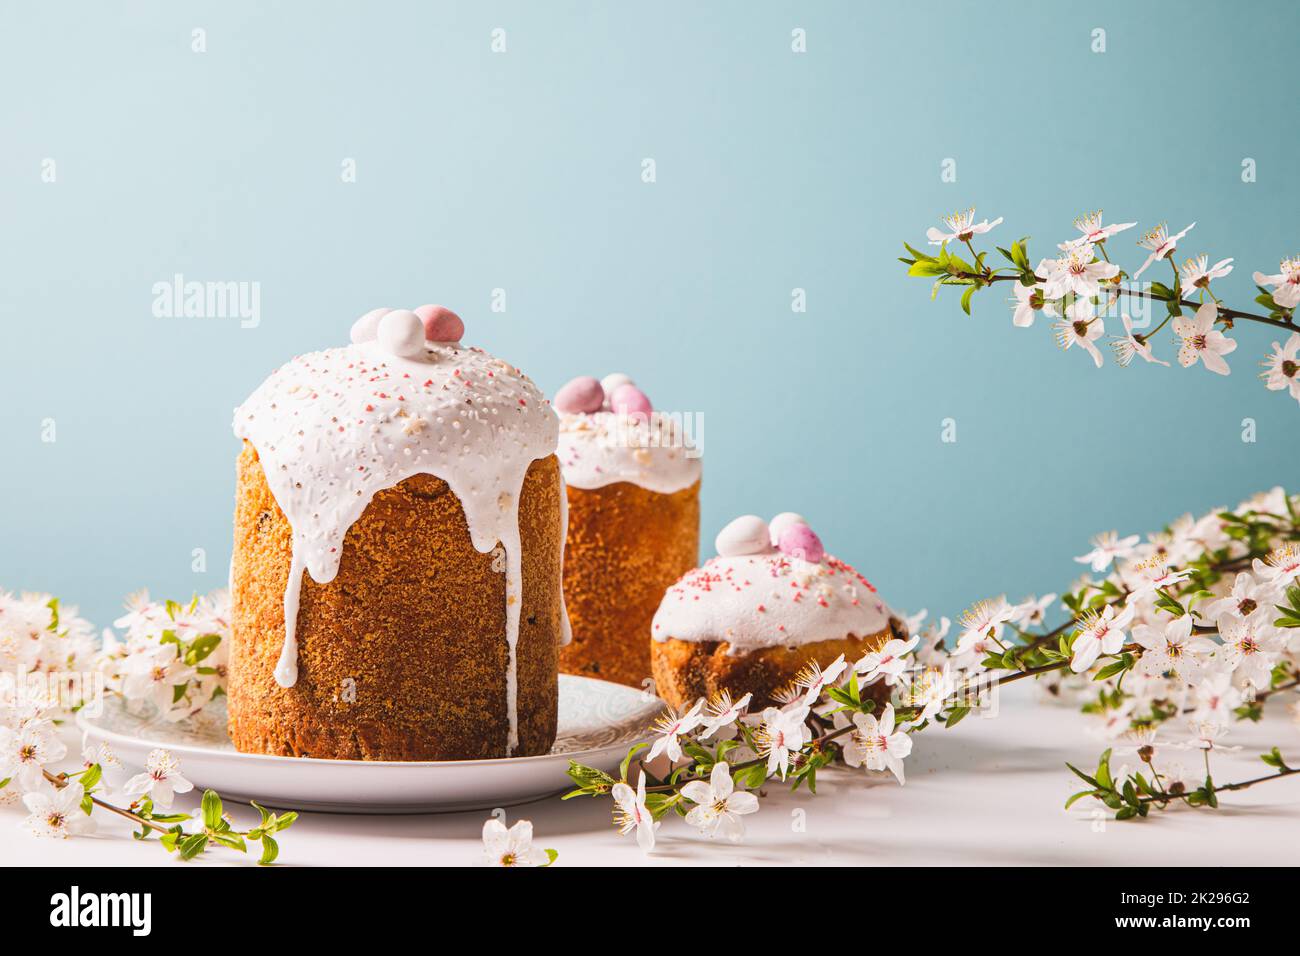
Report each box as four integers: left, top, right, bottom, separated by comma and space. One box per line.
234, 338, 559, 755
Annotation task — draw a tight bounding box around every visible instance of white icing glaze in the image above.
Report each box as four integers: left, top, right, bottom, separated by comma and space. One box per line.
233, 339, 564, 755
557, 411, 701, 494
651, 552, 891, 655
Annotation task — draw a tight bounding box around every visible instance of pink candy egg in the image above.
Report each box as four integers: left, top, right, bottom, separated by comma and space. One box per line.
414, 304, 464, 342
350, 307, 392, 344
610, 383, 652, 419
778, 522, 824, 564
554, 376, 605, 414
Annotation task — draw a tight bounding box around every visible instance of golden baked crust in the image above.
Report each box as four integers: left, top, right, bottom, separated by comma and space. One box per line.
558, 480, 700, 688
650, 619, 903, 711
228, 442, 563, 760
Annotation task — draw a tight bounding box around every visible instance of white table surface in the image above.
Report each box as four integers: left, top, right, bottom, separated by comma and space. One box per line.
5, 685, 1298, 867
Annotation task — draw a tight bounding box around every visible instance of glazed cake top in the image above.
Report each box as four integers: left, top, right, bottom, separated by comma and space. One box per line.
552, 373, 702, 494
233, 313, 558, 589
651, 513, 892, 655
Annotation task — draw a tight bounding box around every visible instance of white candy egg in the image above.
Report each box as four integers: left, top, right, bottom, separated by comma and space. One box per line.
715, 514, 774, 557
350, 307, 391, 344
377, 309, 427, 358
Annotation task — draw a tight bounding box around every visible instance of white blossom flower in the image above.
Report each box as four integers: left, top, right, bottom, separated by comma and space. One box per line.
1205, 572, 1278, 625
1252, 544, 1300, 588
1134, 222, 1195, 278
119, 646, 197, 715
1040, 243, 1120, 299
480, 818, 551, 866
113, 590, 159, 634
1253, 256, 1300, 309
1111, 313, 1171, 367
1010, 282, 1055, 328
898, 664, 955, 723
1131, 615, 1216, 684
680, 761, 758, 842
1075, 531, 1141, 572
1188, 671, 1243, 724
795, 654, 848, 706
752, 706, 810, 779
1053, 297, 1106, 368
853, 635, 919, 686
1187, 720, 1241, 753
1174, 300, 1237, 375
1179, 254, 1234, 296
0, 719, 67, 792
1217, 614, 1284, 688
1011, 593, 1058, 629
1260, 333, 1300, 400
22, 783, 95, 839
1069, 604, 1136, 673
1122, 557, 1193, 598
1062, 210, 1137, 249
839, 704, 912, 784
913, 616, 952, 669
611, 773, 657, 853
80, 741, 126, 793
956, 596, 1015, 652
645, 699, 704, 763
122, 748, 193, 809
926, 207, 1003, 245
1111, 726, 1171, 764
699, 691, 752, 740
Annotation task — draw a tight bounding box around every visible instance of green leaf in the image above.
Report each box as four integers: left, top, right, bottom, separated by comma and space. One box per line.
201, 790, 222, 829
960, 285, 976, 315
185, 633, 223, 664
210, 831, 247, 852
1095, 749, 1114, 790
944, 705, 971, 728
541, 848, 559, 867
1094, 654, 1134, 682
178, 833, 209, 861
258, 834, 279, 865
1064, 789, 1096, 810
1260, 747, 1291, 771
618, 742, 649, 782
1060, 759, 1102, 790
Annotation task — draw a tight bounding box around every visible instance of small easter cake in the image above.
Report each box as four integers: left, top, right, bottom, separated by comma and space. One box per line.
650, 513, 903, 710
554, 373, 701, 687
228, 305, 568, 761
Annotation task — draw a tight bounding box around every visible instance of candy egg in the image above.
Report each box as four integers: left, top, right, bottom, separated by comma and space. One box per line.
377, 309, 427, 358
554, 376, 605, 414
350, 307, 391, 344
715, 515, 774, 557
600, 373, 633, 409
414, 304, 464, 343
768, 512, 808, 546
777, 522, 825, 564
610, 383, 652, 419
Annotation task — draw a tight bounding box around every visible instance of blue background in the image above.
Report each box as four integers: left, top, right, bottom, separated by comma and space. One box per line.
2, 0, 1296, 633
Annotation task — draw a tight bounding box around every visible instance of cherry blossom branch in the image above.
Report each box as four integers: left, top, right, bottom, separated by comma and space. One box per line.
43, 768, 170, 834
946, 269, 1298, 333
901, 211, 1300, 403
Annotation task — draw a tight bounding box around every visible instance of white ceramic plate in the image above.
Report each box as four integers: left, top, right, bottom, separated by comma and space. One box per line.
77, 675, 664, 814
